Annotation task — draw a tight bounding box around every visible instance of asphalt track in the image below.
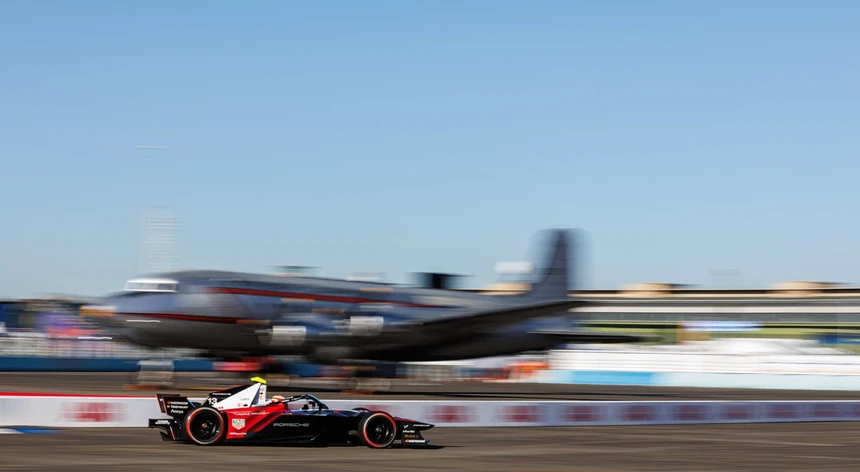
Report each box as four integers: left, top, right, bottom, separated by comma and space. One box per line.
1, 423, 859, 471
3, 372, 860, 401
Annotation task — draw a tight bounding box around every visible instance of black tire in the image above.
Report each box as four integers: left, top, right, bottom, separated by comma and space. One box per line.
349, 407, 370, 445
184, 406, 226, 446
357, 411, 397, 449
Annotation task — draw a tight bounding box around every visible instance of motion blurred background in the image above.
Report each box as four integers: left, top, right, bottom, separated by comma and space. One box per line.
3, 276, 860, 391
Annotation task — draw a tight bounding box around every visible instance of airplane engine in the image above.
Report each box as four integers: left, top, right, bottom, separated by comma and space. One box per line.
345, 315, 385, 336
260, 325, 309, 347
337, 307, 413, 337
257, 318, 334, 348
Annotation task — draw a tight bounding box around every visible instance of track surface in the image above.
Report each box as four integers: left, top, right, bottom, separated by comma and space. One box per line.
4, 372, 860, 401
1, 424, 858, 471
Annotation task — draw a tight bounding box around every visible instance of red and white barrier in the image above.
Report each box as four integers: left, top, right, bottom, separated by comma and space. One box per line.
0, 394, 157, 428
1, 394, 859, 428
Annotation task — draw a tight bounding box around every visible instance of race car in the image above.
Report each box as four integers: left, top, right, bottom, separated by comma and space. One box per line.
148, 377, 433, 448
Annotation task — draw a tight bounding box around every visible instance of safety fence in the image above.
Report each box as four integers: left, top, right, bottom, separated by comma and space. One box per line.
1, 394, 859, 428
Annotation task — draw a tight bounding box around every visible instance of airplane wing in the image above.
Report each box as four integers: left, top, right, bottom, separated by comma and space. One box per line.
347, 299, 588, 348
529, 330, 661, 344
418, 299, 587, 334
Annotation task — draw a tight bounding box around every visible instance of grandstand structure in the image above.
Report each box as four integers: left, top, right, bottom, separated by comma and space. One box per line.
477, 281, 860, 325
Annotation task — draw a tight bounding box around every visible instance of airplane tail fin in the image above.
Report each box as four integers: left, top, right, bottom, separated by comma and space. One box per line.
519, 229, 573, 301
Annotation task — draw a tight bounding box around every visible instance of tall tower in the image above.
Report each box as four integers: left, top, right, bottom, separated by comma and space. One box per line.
141, 209, 180, 274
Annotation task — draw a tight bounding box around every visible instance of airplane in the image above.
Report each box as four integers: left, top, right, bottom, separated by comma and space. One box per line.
79, 229, 646, 363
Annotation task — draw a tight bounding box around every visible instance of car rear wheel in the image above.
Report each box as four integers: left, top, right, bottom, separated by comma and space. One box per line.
184, 406, 226, 446
357, 411, 397, 449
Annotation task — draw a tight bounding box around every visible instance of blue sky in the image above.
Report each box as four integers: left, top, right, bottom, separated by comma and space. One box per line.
1, 1, 859, 298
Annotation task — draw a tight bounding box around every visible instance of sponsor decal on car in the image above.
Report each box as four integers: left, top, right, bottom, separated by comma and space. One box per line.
401, 432, 425, 442
232, 418, 245, 430
231, 410, 270, 416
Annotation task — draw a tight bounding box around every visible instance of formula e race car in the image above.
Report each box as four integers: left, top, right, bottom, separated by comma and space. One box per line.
148, 377, 433, 448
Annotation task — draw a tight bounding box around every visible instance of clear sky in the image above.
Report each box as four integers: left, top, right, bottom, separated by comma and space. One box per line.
1, 1, 859, 298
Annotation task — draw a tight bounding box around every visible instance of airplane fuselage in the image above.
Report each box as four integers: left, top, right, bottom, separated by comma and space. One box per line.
85, 269, 574, 362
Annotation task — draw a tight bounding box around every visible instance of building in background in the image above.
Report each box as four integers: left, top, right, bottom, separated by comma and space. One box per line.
0, 300, 25, 331
140, 209, 180, 274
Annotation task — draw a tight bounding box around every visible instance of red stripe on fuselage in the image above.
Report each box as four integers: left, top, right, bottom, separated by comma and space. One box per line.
118, 312, 243, 324
209, 287, 442, 308
110, 287, 450, 325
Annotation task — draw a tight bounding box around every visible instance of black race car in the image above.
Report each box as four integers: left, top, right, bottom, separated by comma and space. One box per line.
148, 377, 433, 448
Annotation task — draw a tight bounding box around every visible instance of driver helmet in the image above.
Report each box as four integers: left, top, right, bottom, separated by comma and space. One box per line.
270, 395, 285, 403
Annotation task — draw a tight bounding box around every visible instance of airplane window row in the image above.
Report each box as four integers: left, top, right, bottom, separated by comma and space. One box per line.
123, 281, 179, 292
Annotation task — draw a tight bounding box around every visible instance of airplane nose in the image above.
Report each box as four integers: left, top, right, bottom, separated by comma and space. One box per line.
79, 304, 116, 318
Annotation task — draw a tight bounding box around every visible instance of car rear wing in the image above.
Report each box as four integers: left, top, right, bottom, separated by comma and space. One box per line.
156, 393, 196, 420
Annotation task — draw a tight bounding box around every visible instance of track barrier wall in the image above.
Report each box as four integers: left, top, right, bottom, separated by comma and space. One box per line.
1, 395, 859, 428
